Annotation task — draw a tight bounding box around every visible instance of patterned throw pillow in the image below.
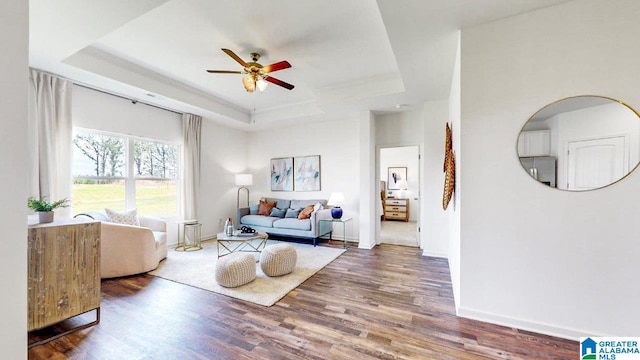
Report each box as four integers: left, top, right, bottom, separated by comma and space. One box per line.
105, 208, 140, 226
298, 205, 315, 219
258, 200, 277, 216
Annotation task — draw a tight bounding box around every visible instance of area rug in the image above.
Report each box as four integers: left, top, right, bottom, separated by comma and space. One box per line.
148, 240, 345, 306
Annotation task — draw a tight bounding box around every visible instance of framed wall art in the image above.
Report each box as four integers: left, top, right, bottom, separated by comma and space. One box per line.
294, 155, 321, 191
387, 167, 407, 190
270, 157, 293, 191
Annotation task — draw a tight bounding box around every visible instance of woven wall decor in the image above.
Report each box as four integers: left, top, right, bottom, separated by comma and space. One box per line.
444, 122, 452, 172
442, 122, 455, 210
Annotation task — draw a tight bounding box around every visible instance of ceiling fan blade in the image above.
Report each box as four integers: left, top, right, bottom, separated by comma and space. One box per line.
221, 48, 248, 67
264, 76, 295, 90
206, 70, 243, 74
262, 60, 291, 73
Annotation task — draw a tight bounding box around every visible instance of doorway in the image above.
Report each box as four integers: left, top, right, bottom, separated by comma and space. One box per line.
379, 146, 420, 247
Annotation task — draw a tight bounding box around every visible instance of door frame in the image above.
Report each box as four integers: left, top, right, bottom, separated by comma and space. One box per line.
376, 144, 423, 247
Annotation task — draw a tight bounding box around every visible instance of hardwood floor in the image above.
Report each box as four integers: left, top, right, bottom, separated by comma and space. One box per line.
28, 243, 577, 359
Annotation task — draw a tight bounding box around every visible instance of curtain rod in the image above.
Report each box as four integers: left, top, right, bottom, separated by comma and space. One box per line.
30, 67, 184, 116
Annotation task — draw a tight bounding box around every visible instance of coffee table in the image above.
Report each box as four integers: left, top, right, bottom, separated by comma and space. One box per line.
216, 232, 269, 259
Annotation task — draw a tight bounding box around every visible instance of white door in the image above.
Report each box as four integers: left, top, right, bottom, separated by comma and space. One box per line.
567, 136, 627, 190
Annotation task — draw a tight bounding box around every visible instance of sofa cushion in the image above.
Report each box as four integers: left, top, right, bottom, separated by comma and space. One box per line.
285, 208, 301, 218
273, 218, 311, 231
249, 204, 259, 215
298, 205, 314, 219
269, 208, 286, 218
241, 215, 279, 228
105, 208, 140, 226
273, 199, 291, 210
290, 199, 327, 210
258, 200, 277, 215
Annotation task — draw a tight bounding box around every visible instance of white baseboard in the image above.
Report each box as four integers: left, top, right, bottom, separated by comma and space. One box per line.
422, 250, 448, 258
457, 306, 600, 341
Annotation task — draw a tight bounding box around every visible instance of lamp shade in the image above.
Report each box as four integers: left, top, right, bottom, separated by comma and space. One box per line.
235, 174, 253, 186
328, 192, 345, 207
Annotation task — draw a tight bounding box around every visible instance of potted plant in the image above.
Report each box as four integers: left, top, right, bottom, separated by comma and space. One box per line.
27, 197, 71, 223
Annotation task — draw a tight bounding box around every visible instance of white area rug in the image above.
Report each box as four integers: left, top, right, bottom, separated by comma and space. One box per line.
149, 240, 345, 306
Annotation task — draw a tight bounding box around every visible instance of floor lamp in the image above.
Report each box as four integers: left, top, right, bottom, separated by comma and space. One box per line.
235, 174, 253, 209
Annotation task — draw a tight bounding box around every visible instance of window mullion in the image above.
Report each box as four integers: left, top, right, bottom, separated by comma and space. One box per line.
126, 137, 136, 210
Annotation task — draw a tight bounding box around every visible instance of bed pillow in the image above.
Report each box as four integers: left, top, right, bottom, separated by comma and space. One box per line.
105, 208, 140, 226
258, 200, 277, 216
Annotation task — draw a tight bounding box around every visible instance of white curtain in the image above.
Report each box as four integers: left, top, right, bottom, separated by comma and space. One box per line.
28, 70, 73, 217
182, 113, 202, 221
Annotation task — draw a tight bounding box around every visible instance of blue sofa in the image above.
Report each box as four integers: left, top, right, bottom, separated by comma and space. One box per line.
236, 198, 332, 246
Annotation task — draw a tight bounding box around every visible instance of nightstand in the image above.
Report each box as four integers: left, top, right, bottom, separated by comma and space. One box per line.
384, 198, 409, 222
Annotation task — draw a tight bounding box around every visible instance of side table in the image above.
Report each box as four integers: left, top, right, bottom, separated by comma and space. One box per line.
176, 220, 202, 251
319, 217, 352, 248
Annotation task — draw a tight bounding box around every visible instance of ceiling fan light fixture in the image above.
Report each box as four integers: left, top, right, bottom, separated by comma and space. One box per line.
242, 74, 256, 92
256, 77, 268, 92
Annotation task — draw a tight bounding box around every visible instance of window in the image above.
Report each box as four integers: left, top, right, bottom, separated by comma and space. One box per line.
73, 129, 179, 216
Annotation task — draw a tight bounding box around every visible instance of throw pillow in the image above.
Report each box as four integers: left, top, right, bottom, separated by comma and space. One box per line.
285, 208, 302, 218
313, 202, 324, 212
298, 205, 315, 219
269, 208, 286, 218
105, 208, 140, 226
249, 204, 259, 215
258, 200, 277, 216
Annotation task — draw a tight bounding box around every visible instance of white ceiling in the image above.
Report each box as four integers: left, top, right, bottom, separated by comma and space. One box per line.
29, 0, 572, 130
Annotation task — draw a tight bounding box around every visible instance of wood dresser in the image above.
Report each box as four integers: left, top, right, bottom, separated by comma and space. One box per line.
384, 198, 410, 222
28, 217, 101, 347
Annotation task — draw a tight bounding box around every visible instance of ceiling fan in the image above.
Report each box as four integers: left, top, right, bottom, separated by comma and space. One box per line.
207, 48, 295, 93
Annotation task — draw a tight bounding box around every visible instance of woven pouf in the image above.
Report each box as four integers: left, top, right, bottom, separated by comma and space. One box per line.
260, 243, 297, 277
215, 252, 256, 288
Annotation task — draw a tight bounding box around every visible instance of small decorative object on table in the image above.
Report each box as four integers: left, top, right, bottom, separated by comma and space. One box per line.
27, 196, 71, 223
224, 217, 235, 236
328, 192, 345, 219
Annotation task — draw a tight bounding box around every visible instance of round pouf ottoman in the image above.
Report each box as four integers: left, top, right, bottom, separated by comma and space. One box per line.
215, 252, 256, 288
260, 243, 297, 277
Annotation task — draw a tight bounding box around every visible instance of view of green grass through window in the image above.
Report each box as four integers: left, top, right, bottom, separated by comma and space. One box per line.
72, 130, 178, 216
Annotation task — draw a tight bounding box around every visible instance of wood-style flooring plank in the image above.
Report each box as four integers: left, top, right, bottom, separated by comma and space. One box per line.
28, 244, 578, 359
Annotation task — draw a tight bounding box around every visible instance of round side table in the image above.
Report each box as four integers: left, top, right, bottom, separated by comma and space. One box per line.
176, 220, 202, 251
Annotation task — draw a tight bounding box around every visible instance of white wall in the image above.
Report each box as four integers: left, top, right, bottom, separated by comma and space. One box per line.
379, 146, 419, 221
376, 109, 424, 224
247, 117, 361, 241
0, 0, 28, 357
422, 100, 451, 258
199, 119, 249, 238
460, 0, 640, 338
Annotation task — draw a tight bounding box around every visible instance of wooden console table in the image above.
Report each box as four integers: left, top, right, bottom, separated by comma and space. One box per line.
28, 217, 101, 347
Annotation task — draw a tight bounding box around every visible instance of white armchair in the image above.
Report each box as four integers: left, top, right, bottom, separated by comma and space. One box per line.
75, 212, 167, 278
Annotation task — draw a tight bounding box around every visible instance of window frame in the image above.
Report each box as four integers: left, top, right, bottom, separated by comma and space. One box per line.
72, 127, 181, 217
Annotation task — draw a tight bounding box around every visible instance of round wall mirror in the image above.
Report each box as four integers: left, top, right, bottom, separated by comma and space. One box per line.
517, 95, 640, 191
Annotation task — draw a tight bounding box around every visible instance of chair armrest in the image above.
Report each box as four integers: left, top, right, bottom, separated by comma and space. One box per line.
139, 216, 166, 232
99, 222, 158, 278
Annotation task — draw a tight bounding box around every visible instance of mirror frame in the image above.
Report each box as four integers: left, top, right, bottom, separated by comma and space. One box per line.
517, 95, 640, 191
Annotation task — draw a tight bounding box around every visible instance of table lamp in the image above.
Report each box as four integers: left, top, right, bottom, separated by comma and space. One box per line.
235, 173, 253, 208
328, 192, 345, 219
